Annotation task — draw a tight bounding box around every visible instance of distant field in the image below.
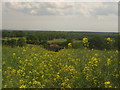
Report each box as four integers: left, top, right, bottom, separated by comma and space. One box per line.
1, 37, 19, 40
47, 39, 67, 44
2, 45, 119, 88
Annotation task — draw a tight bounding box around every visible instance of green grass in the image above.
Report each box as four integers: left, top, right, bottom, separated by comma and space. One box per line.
2, 45, 119, 88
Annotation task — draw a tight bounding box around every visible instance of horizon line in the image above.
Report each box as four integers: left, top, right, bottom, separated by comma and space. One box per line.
1, 29, 118, 33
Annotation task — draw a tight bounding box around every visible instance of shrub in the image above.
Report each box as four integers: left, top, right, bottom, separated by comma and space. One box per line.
7, 39, 17, 47
105, 37, 115, 50
17, 37, 26, 47
72, 41, 84, 49
89, 36, 107, 50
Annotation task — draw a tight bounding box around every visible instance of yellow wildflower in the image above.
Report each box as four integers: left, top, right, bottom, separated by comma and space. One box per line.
19, 85, 26, 88
68, 43, 72, 48
12, 53, 16, 56
3, 85, 7, 88
116, 50, 118, 54
106, 37, 112, 42
107, 58, 111, 65
19, 80, 24, 84
2, 61, 6, 65
104, 81, 110, 85
83, 37, 88, 43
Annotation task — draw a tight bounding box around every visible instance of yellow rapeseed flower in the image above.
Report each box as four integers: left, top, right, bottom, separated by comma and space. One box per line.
106, 37, 112, 42
12, 53, 16, 56
11, 69, 16, 74
116, 50, 118, 54
18, 57, 20, 59
68, 43, 72, 48
19, 85, 26, 88
2, 61, 6, 65
28, 81, 32, 85
23, 49, 26, 52
107, 58, 111, 65
104, 81, 111, 85
83, 37, 88, 43
17, 69, 24, 74
7, 67, 12, 70
19, 80, 24, 84
3, 85, 7, 88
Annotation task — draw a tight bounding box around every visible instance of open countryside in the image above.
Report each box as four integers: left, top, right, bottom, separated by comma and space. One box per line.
2, 30, 120, 88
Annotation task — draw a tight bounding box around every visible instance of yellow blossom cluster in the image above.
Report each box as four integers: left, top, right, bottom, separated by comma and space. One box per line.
68, 43, 72, 48
106, 37, 112, 42
82, 37, 88, 43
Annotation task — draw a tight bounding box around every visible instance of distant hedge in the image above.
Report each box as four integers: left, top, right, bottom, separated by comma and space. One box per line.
2, 37, 26, 47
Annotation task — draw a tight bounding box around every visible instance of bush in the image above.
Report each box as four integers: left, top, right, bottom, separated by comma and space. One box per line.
6, 39, 17, 47
89, 36, 107, 50
105, 37, 115, 50
17, 37, 26, 47
72, 41, 84, 49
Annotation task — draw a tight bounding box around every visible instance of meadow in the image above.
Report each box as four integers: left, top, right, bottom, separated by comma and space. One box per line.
2, 44, 119, 88
2, 30, 119, 88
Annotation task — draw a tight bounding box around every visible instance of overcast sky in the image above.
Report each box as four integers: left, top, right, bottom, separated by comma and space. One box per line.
2, 2, 118, 32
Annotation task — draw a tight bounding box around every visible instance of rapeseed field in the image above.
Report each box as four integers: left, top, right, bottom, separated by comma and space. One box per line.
2, 45, 119, 88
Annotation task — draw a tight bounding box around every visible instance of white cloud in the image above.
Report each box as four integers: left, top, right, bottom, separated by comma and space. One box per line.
4, 2, 117, 18
2, 0, 120, 2
30, 9, 38, 14
2, 2, 118, 32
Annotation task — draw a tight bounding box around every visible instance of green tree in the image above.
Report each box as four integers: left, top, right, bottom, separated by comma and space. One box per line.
6, 39, 17, 47
17, 37, 26, 47
89, 36, 107, 50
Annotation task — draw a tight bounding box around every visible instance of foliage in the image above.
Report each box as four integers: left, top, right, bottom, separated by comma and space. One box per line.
2, 30, 119, 50
89, 36, 108, 50
3, 30, 118, 43
105, 37, 115, 50
72, 41, 84, 49
2, 38, 26, 47
17, 37, 26, 47
5, 39, 17, 48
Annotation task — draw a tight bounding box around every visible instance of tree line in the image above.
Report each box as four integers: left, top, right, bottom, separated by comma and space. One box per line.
2, 30, 120, 51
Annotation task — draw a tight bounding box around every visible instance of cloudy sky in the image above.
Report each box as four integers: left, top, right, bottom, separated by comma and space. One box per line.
2, 1, 118, 32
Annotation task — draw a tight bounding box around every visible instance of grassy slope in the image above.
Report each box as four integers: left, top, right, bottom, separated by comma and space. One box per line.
2, 45, 119, 88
